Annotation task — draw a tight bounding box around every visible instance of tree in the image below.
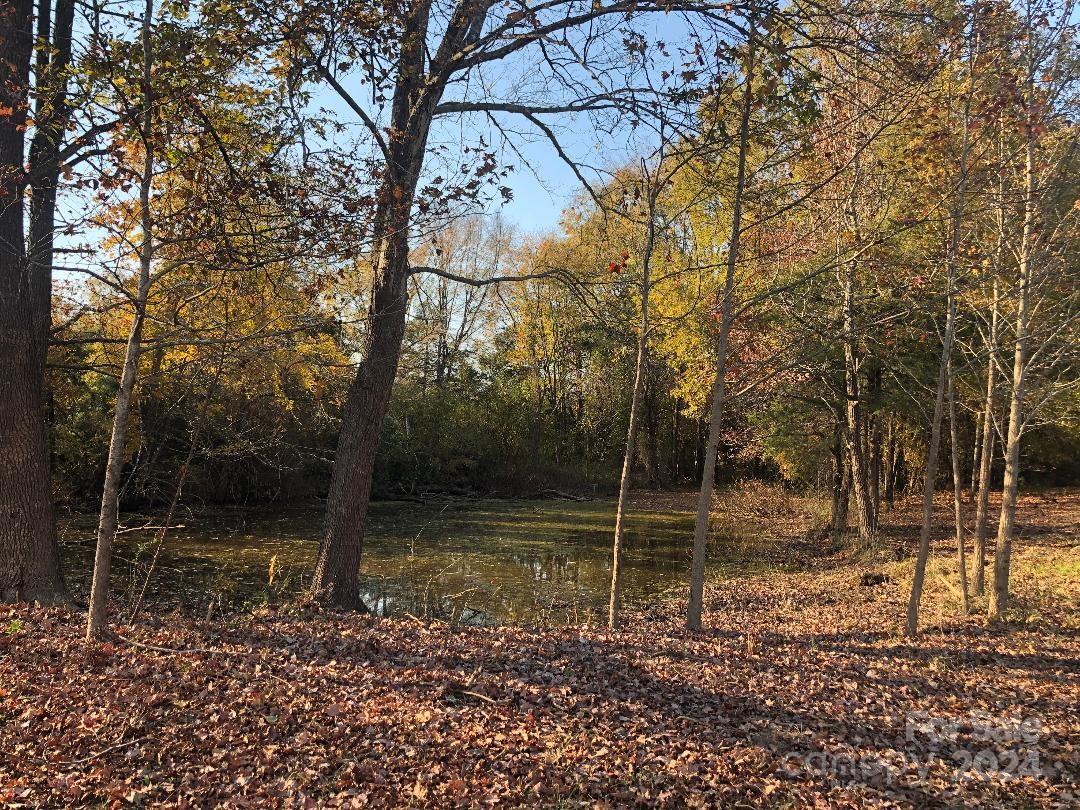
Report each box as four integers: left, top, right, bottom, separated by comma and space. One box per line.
278, 0, 751, 608
82, 0, 314, 636
86, 0, 157, 640
609, 123, 705, 629
0, 0, 72, 603
947, 367, 971, 613
906, 5, 980, 637
972, 277, 999, 596
988, 0, 1078, 621
687, 18, 757, 631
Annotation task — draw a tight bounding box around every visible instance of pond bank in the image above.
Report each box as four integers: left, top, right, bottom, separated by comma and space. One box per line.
53, 485, 1078, 627
57, 487, 820, 625
57, 498, 699, 625
3, 492, 1077, 806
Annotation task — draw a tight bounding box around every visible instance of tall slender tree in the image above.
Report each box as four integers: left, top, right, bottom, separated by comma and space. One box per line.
86, 0, 156, 640
687, 18, 757, 631
972, 278, 999, 596
988, 0, 1078, 621
947, 367, 970, 614
906, 10, 979, 637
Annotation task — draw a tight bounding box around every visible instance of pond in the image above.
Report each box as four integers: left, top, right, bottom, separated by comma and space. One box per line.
60, 499, 723, 625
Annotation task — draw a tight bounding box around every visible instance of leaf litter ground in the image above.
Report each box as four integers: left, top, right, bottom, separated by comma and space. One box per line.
2, 491, 1077, 807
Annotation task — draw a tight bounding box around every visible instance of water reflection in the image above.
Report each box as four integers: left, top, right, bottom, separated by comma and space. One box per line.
59, 500, 700, 625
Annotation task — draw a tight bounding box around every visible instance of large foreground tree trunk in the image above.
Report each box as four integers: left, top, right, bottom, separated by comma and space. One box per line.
28, 0, 76, 355
310, 5, 435, 608
311, 252, 411, 608
0, 0, 67, 604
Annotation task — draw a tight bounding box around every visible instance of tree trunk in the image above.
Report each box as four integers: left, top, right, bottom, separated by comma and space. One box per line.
869, 408, 882, 522
905, 280, 958, 636
86, 300, 149, 638
972, 279, 998, 596
947, 368, 970, 614
829, 425, 851, 542
968, 409, 981, 504
86, 0, 155, 640
974, 85, 1013, 603
841, 259, 876, 545
687, 29, 755, 630
988, 123, 1035, 623
0, 0, 67, 604
883, 416, 897, 510
608, 208, 653, 629
29, 0, 76, 356
311, 3, 438, 608
311, 215, 412, 609
905, 20, 976, 636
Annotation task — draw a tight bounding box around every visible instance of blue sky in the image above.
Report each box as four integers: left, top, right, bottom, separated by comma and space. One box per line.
497, 147, 578, 235
304, 9, 721, 238
54, 5, 732, 276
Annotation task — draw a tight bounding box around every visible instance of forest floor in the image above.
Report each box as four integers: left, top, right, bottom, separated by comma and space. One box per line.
1, 489, 1077, 807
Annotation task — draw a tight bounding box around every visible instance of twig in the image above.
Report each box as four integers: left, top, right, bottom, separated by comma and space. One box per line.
114, 634, 291, 686
114, 633, 221, 656
55, 734, 155, 766
459, 690, 498, 704
542, 488, 589, 502
116, 523, 187, 535
411, 502, 451, 555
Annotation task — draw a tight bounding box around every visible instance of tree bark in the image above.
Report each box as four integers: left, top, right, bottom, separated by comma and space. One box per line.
905, 19, 976, 637
29, 0, 76, 354
311, 197, 415, 610
988, 120, 1035, 623
841, 259, 876, 545
609, 187, 654, 629
0, 0, 67, 604
972, 279, 998, 596
687, 28, 754, 630
828, 425, 851, 542
86, 0, 155, 640
968, 409, 981, 504
905, 288, 957, 636
870, 417, 882, 523
883, 416, 898, 510
947, 368, 970, 614
310, 2, 439, 609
